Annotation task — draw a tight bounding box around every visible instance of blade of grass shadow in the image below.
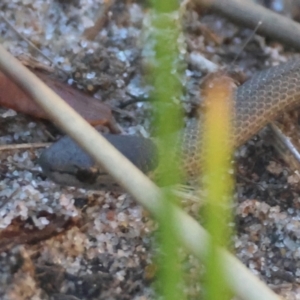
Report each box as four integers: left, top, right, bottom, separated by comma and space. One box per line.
201, 73, 236, 299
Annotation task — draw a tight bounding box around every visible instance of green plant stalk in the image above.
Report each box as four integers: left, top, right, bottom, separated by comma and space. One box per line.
148, 2, 185, 300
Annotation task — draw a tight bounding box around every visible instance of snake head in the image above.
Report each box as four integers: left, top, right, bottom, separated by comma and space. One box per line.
38, 133, 158, 190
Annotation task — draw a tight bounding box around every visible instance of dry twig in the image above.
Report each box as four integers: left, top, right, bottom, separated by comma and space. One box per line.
0, 13, 68, 75
83, 0, 115, 40
194, 0, 300, 50
0, 142, 51, 151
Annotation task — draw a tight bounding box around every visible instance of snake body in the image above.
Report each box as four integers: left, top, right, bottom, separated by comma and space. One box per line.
38, 59, 300, 189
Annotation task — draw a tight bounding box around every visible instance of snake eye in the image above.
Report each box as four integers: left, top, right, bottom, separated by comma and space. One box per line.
74, 166, 102, 185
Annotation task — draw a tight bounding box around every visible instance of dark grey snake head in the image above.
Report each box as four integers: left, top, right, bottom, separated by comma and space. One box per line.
38, 133, 158, 190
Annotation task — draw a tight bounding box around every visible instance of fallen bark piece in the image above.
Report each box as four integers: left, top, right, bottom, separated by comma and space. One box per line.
0, 68, 120, 133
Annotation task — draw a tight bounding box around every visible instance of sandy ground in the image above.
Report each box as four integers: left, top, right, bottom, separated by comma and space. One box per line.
1, 0, 300, 299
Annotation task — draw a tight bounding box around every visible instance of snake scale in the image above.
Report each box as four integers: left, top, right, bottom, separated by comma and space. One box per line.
38, 59, 300, 190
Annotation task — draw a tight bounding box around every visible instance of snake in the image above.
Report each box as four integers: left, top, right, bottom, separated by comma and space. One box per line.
38, 59, 300, 190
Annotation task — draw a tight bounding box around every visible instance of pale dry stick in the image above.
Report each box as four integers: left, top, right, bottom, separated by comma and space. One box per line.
0, 45, 281, 300
172, 185, 201, 202
0, 188, 21, 210
230, 20, 262, 67
189, 51, 219, 72
83, 0, 115, 40
0, 142, 51, 151
269, 123, 300, 163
